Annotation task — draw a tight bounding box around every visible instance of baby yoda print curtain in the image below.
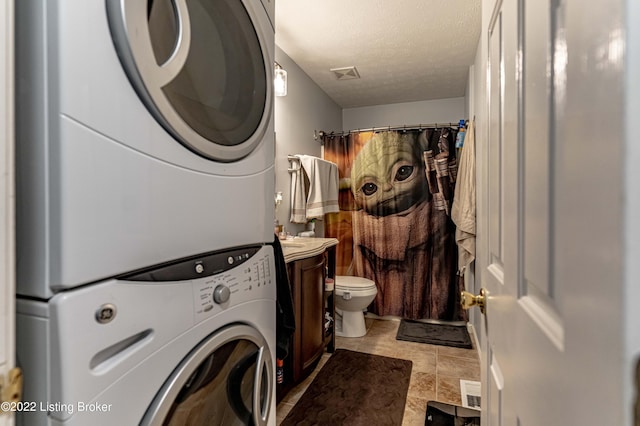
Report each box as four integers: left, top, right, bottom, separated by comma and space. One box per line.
323, 128, 465, 321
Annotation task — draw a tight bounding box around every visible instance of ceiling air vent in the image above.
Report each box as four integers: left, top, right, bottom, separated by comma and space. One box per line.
330, 66, 360, 80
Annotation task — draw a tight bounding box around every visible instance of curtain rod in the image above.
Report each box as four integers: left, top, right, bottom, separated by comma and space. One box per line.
313, 122, 465, 140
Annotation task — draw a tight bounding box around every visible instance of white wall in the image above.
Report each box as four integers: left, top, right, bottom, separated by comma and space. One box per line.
342, 97, 466, 131
466, 64, 475, 121
274, 46, 342, 236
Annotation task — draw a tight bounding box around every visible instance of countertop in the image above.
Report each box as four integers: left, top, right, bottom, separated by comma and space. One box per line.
279, 237, 339, 263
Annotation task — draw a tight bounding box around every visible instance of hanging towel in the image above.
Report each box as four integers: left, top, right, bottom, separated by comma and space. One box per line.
290, 160, 307, 223
451, 119, 476, 274
271, 235, 296, 360
297, 155, 340, 219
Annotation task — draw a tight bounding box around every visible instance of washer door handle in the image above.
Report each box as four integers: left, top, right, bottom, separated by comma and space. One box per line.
252, 347, 270, 426
226, 346, 271, 425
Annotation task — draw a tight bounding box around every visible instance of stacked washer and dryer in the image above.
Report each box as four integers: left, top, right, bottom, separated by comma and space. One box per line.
15, 0, 277, 424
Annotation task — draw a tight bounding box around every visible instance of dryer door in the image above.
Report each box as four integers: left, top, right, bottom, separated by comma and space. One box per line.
142, 324, 273, 425
107, 0, 272, 162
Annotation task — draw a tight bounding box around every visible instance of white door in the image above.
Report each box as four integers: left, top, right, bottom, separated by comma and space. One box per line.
0, 0, 16, 425
476, 0, 636, 424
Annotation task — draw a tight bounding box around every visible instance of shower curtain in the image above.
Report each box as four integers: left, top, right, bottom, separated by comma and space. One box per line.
323, 128, 465, 321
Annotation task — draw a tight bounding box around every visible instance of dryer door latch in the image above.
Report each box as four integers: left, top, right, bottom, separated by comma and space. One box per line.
0, 368, 23, 412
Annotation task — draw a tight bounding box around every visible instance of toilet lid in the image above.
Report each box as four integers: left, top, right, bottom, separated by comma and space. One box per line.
335, 275, 377, 291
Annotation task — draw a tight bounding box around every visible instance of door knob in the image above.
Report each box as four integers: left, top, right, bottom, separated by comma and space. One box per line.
461, 288, 487, 314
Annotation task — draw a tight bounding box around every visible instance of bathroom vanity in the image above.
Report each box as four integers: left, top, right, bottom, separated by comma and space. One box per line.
278, 237, 338, 402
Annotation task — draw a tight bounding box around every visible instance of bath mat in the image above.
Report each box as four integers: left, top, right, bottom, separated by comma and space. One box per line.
280, 349, 412, 425
396, 320, 472, 349
425, 401, 480, 425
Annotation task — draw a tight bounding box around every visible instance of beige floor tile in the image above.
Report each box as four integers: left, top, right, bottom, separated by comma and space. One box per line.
366, 318, 401, 336
276, 402, 295, 423
279, 373, 316, 406
437, 344, 479, 360
335, 336, 363, 352
437, 375, 463, 406
276, 318, 481, 425
402, 396, 430, 426
408, 371, 436, 398
395, 345, 437, 374
395, 339, 438, 356
436, 354, 481, 380
361, 338, 401, 358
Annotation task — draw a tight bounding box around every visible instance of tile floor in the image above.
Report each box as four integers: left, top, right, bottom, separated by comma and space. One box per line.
276, 317, 481, 425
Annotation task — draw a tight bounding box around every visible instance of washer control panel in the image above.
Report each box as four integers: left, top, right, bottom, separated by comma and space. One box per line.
192, 245, 274, 322
120, 244, 275, 323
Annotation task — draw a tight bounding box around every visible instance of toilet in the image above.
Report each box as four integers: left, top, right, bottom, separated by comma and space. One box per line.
334, 275, 378, 338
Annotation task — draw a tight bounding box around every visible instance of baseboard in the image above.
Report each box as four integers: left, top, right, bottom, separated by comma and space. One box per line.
466, 322, 481, 360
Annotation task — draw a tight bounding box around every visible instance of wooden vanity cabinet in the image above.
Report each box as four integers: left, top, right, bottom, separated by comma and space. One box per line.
276, 240, 337, 404
289, 253, 325, 383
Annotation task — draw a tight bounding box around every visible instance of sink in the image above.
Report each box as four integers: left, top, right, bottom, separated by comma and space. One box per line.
279, 237, 339, 263
280, 241, 306, 248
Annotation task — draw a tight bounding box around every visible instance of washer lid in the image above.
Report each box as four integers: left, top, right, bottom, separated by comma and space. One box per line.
107, 0, 272, 162
335, 276, 377, 290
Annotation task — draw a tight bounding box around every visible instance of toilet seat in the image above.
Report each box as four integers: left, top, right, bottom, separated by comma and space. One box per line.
333, 276, 377, 338
335, 276, 377, 295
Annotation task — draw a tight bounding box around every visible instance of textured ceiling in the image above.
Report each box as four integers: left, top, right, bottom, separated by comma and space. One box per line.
275, 0, 482, 108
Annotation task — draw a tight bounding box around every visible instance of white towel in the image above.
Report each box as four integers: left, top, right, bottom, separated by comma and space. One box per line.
297, 155, 340, 219
289, 161, 307, 223
451, 120, 476, 273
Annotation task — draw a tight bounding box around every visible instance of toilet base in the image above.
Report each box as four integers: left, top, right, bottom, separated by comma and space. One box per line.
335, 309, 368, 338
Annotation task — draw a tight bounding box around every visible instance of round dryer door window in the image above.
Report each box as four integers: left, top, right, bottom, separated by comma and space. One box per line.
107, 0, 272, 162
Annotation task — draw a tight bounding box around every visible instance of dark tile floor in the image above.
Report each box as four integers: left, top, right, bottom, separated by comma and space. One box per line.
276, 318, 481, 425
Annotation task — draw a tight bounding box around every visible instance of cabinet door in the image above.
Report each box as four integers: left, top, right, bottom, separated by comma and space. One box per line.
295, 254, 325, 378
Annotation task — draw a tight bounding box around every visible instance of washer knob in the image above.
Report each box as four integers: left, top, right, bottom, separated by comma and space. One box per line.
213, 285, 231, 304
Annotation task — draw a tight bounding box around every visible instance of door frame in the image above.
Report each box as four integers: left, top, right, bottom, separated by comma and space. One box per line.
625, 0, 640, 420
0, 0, 16, 425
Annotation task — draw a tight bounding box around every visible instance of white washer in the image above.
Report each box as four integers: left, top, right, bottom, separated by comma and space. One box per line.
15, 0, 275, 298
17, 245, 277, 426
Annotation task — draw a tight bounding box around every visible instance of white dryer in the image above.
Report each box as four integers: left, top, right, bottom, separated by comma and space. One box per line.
17, 245, 276, 426
15, 0, 275, 299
